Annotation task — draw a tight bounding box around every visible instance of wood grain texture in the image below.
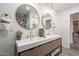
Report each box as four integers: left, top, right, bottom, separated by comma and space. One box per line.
18, 38, 62, 56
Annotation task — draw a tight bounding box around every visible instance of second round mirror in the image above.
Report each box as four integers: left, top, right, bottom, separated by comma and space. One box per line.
41, 13, 53, 30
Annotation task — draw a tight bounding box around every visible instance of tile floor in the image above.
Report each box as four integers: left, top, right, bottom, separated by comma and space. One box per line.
59, 48, 79, 56
58, 33, 79, 56
71, 33, 79, 50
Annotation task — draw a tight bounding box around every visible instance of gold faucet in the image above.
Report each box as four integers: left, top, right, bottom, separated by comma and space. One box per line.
47, 31, 50, 35
30, 31, 33, 39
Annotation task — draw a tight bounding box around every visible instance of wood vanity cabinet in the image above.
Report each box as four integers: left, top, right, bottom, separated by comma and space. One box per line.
18, 38, 62, 56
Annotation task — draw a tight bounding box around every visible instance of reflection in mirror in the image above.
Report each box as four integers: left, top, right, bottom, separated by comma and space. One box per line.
15, 4, 40, 30
41, 13, 53, 29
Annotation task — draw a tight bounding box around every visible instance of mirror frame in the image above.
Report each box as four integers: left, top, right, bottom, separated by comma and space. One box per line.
41, 13, 53, 30
15, 4, 40, 30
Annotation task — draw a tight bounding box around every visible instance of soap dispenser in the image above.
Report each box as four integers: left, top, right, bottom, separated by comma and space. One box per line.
39, 28, 45, 37
29, 31, 33, 39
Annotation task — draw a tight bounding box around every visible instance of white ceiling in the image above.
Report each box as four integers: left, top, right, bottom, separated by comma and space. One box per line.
53, 3, 79, 12
38, 3, 53, 9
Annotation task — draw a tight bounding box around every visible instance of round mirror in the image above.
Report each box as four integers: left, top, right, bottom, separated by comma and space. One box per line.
41, 13, 53, 30
15, 4, 40, 30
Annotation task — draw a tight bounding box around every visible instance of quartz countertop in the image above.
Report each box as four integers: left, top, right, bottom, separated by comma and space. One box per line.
16, 34, 61, 53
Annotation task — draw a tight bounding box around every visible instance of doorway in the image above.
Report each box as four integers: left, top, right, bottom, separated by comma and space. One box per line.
70, 13, 79, 50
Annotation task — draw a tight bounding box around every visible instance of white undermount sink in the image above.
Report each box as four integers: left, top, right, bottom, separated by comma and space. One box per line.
16, 34, 61, 53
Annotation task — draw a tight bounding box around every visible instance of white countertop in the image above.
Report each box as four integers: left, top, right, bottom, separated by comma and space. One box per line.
16, 34, 61, 53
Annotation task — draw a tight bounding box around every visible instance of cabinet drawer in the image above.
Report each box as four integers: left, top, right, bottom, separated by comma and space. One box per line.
51, 38, 61, 50
39, 42, 51, 55
30, 46, 40, 56
20, 46, 40, 56
50, 41, 55, 51
20, 50, 32, 56
39, 43, 48, 55
53, 39, 61, 49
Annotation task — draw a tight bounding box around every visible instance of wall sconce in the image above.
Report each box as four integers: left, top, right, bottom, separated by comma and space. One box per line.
0, 13, 11, 31
0, 13, 11, 23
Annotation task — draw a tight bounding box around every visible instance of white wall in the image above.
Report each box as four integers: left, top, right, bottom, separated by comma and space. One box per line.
0, 3, 53, 55
54, 5, 79, 48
